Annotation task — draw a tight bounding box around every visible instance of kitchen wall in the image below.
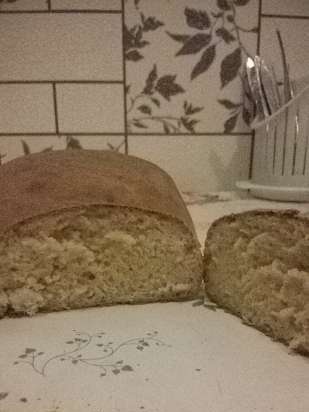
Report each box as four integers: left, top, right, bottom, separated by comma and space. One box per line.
0, 0, 308, 192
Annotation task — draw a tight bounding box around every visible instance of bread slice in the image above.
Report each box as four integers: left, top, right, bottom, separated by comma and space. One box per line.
204, 209, 309, 355
0, 150, 203, 317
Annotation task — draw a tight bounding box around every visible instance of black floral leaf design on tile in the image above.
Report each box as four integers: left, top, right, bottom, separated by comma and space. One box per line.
125, 11, 164, 63
185, 7, 210, 30
140, 13, 164, 32
126, 49, 144, 61
155, 75, 184, 101
134, 0, 141, 9
0, 0, 18, 3
138, 104, 152, 115
127, 65, 202, 133
143, 64, 158, 95
165, 0, 254, 127
220, 47, 242, 88
66, 135, 83, 150
166, 32, 191, 44
218, 99, 242, 110
122, 365, 134, 372
176, 33, 212, 56
21, 140, 31, 155
151, 97, 160, 107
25, 348, 36, 354
217, 0, 231, 11
224, 113, 239, 133
0, 392, 8, 401
132, 119, 148, 128
191, 45, 216, 80
184, 101, 203, 115
242, 105, 251, 126
215, 27, 236, 44
234, 0, 250, 6
124, 26, 144, 50
181, 117, 199, 133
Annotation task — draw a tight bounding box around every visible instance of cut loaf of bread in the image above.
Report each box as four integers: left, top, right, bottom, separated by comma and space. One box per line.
204, 210, 309, 355
0, 150, 203, 318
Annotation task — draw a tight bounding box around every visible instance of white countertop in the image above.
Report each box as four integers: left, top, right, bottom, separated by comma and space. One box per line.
1, 192, 309, 412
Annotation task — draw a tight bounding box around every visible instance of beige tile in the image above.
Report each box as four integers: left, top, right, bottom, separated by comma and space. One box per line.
0, 84, 55, 133
128, 135, 251, 192
56, 84, 124, 133
0, 0, 47, 10
0, 14, 122, 80
262, 0, 309, 16
51, 0, 121, 10
0, 136, 65, 164
260, 17, 309, 81
125, 0, 258, 134
0, 135, 125, 164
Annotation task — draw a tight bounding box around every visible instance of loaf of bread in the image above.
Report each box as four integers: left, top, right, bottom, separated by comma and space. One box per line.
204, 210, 309, 355
0, 150, 203, 318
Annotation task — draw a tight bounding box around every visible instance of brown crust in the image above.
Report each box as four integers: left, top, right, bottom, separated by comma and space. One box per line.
0, 150, 196, 237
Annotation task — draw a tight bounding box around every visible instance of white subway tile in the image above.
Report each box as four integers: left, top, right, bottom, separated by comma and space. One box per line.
0, 84, 55, 133
262, 0, 309, 16
128, 135, 251, 192
0, 135, 125, 164
0, 14, 122, 80
0, 0, 47, 10
56, 84, 124, 133
51, 0, 121, 10
0, 136, 65, 163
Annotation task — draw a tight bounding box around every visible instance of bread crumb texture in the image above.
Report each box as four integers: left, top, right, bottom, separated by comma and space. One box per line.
204, 211, 309, 354
0, 206, 202, 318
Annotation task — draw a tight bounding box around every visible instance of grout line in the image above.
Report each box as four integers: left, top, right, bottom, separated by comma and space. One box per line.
121, 0, 128, 154
52, 83, 60, 135
0, 80, 124, 85
128, 132, 252, 137
248, 0, 263, 179
261, 13, 309, 20
256, 0, 262, 55
0, 9, 122, 14
47, 0, 51, 11
0, 132, 252, 137
0, 133, 125, 137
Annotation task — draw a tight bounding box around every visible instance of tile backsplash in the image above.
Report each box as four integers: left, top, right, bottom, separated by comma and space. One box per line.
0, 0, 307, 192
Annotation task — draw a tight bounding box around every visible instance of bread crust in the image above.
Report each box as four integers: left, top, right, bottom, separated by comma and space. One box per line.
0, 150, 196, 238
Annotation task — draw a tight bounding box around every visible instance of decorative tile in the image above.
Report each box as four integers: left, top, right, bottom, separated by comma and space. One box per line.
125, 0, 258, 134
0, 0, 47, 10
260, 17, 309, 82
69, 135, 125, 152
262, 0, 309, 17
51, 0, 122, 11
128, 135, 251, 192
56, 84, 124, 133
0, 136, 65, 164
0, 85, 55, 133
0, 14, 122, 80
0, 135, 125, 164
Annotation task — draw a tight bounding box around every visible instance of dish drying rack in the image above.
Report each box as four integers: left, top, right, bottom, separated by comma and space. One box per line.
237, 29, 309, 202
237, 78, 309, 202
